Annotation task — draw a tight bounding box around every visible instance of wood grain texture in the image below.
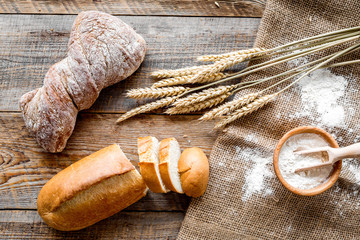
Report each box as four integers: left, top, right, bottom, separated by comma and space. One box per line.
0, 112, 216, 209
0, 210, 184, 239
0, 0, 265, 17
0, 14, 260, 113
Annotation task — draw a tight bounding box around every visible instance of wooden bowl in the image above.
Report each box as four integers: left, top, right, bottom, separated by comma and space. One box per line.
273, 126, 342, 196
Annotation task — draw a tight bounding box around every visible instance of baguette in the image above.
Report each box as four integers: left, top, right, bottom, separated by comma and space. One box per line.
37, 144, 148, 231
138, 136, 168, 193
159, 138, 183, 193
178, 147, 209, 197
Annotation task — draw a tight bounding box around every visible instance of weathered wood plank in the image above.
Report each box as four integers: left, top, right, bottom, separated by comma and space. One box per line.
0, 0, 265, 17
0, 210, 184, 239
0, 112, 216, 209
0, 14, 260, 112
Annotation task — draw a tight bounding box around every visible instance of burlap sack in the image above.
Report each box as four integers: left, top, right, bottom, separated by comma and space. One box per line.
177, 0, 360, 239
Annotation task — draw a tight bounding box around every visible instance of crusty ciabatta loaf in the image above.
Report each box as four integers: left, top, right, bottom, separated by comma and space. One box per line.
138, 136, 168, 193
159, 138, 183, 193
20, 11, 146, 153
37, 144, 148, 231
178, 147, 209, 197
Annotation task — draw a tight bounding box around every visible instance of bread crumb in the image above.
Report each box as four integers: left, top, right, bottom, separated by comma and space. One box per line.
183, 134, 188, 138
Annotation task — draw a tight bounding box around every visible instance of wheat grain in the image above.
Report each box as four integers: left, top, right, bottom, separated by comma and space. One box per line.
199, 92, 259, 121
127, 86, 189, 99
166, 93, 231, 114
190, 55, 246, 83
199, 72, 231, 83
116, 96, 177, 124
173, 85, 236, 107
152, 72, 229, 88
191, 48, 267, 83
197, 48, 265, 62
151, 65, 206, 79
152, 75, 193, 88
214, 93, 278, 129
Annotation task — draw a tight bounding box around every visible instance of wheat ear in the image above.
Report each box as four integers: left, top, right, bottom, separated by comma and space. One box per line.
191, 49, 265, 83
116, 96, 177, 124
127, 86, 189, 99
152, 72, 229, 88
173, 85, 236, 107
199, 92, 259, 121
214, 93, 278, 129
197, 48, 266, 62
166, 93, 231, 114
151, 65, 206, 79
190, 56, 246, 83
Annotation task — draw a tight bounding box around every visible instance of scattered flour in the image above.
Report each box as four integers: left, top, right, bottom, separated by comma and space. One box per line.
296, 69, 348, 128
235, 146, 274, 201
342, 160, 360, 184
245, 133, 259, 143
287, 49, 309, 67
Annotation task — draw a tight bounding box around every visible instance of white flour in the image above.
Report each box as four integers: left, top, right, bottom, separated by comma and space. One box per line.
278, 133, 332, 189
296, 69, 348, 128
235, 146, 274, 200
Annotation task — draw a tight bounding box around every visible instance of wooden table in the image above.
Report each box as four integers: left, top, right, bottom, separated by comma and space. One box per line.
0, 1, 263, 239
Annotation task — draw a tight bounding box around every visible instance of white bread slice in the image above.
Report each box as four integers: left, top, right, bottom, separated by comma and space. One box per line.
159, 138, 183, 193
137, 136, 168, 193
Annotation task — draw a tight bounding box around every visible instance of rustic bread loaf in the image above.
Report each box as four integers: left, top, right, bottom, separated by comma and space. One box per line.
178, 147, 209, 197
37, 144, 148, 231
138, 136, 169, 193
20, 11, 146, 152
159, 138, 183, 193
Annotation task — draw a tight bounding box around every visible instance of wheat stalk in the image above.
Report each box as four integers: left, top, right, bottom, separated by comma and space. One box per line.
118, 27, 360, 126
152, 72, 229, 88
199, 92, 260, 121
151, 65, 207, 79
197, 48, 265, 62
127, 86, 189, 99
166, 93, 231, 114
214, 93, 278, 129
116, 96, 177, 124
173, 85, 236, 107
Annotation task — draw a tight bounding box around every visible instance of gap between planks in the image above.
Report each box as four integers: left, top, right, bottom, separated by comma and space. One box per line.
0, 0, 265, 17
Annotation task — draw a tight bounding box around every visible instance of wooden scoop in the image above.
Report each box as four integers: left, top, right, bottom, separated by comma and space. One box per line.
294, 142, 360, 173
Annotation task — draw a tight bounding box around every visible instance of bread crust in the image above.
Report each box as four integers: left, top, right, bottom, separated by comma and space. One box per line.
138, 162, 167, 193
178, 147, 209, 197
37, 144, 148, 231
159, 162, 176, 192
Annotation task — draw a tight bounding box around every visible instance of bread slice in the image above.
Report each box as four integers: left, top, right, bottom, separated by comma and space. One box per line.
159, 138, 183, 193
138, 136, 168, 193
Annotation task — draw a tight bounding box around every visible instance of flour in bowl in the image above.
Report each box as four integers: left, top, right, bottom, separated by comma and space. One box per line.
278, 133, 333, 189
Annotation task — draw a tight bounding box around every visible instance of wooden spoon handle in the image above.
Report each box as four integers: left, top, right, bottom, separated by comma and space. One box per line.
332, 142, 360, 160
294, 162, 333, 173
